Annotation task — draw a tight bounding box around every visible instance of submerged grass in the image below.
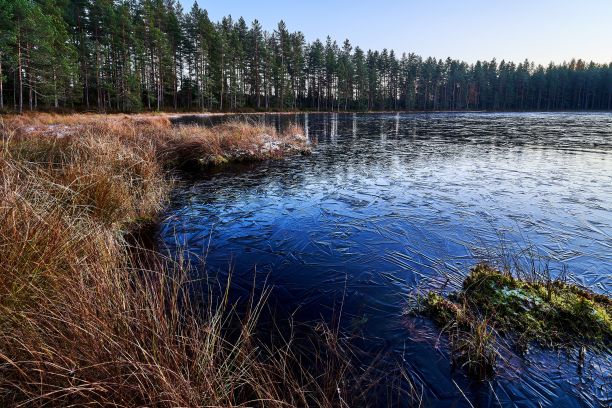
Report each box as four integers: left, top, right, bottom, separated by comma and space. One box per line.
0, 114, 380, 407
421, 292, 499, 379
419, 263, 612, 379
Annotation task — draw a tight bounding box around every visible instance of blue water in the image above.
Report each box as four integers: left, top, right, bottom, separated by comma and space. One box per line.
162, 112, 612, 407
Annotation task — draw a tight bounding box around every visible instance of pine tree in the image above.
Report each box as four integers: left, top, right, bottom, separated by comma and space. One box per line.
0, 0, 15, 110
0, 1, 609, 112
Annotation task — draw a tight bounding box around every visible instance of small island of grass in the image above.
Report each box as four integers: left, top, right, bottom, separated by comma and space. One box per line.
418, 264, 611, 378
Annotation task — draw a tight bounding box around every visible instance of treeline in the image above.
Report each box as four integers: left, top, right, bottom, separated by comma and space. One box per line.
1, 0, 611, 113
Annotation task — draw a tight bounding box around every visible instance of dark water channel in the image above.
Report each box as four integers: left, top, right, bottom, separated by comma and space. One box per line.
161, 112, 612, 407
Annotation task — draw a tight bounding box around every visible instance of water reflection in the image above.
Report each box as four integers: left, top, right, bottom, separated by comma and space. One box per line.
165, 112, 612, 407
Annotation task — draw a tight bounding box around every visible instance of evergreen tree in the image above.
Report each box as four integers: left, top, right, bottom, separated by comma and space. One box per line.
0, 0, 609, 112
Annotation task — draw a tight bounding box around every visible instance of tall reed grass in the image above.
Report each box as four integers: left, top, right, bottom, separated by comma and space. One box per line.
0, 114, 372, 407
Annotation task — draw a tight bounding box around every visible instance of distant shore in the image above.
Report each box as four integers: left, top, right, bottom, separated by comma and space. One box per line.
3, 109, 611, 121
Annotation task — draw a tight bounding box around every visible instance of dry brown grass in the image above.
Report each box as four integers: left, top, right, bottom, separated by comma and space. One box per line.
0, 114, 374, 407
2, 113, 310, 168
158, 121, 310, 168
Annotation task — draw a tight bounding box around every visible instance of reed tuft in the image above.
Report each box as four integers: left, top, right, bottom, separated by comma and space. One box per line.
0, 114, 369, 407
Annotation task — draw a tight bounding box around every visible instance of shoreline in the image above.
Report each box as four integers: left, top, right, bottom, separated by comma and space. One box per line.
0, 114, 334, 406
3, 109, 611, 121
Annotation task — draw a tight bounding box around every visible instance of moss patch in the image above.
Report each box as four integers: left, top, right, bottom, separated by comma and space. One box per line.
423, 264, 612, 346
419, 264, 611, 378
459, 264, 612, 347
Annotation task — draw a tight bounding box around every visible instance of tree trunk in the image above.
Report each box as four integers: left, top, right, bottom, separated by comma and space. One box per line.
200, 52, 205, 111
317, 77, 321, 111
13, 69, 16, 110
84, 68, 89, 109
0, 54, 3, 110
158, 48, 163, 111
220, 52, 224, 111
255, 42, 260, 108
148, 42, 155, 110
173, 52, 178, 110
54, 71, 58, 108
77, 14, 89, 109
27, 43, 33, 111
17, 31, 23, 113
96, 35, 102, 110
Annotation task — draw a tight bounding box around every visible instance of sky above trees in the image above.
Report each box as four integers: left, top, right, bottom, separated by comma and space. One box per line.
181, 0, 612, 65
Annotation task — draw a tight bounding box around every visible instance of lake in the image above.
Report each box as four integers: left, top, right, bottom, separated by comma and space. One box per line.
161, 112, 611, 407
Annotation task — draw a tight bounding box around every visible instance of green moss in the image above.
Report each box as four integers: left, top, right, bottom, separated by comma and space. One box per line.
419, 264, 611, 378
461, 264, 611, 346
423, 264, 612, 349
211, 155, 229, 165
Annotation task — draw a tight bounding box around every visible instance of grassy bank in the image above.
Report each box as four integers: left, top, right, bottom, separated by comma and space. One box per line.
0, 114, 370, 406
417, 264, 611, 378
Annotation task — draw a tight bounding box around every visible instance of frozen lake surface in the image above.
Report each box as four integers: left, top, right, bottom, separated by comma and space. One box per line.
162, 112, 612, 407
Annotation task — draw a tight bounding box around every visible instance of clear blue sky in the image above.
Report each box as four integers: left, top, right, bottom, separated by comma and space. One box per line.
179, 0, 612, 65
